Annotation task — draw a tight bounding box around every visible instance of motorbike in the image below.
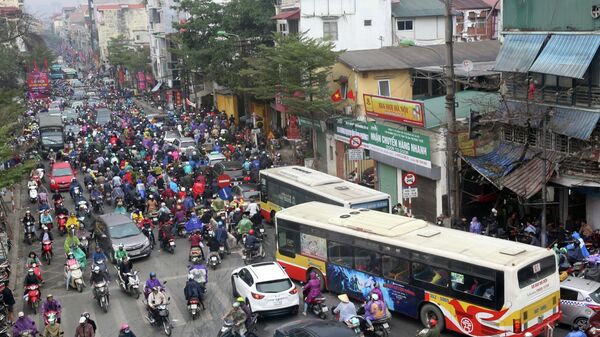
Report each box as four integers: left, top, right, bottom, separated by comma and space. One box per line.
217, 314, 258, 337
177, 221, 187, 238
219, 245, 226, 259
352, 307, 392, 337
189, 246, 204, 262
161, 230, 175, 254
146, 300, 172, 336
91, 195, 104, 214
41, 240, 53, 265
78, 232, 89, 256
24, 284, 41, 314
140, 223, 155, 250
43, 310, 60, 326
93, 281, 110, 313
187, 297, 202, 320
27, 262, 42, 282
209, 254, 219, 270
53, 198, 63, 211
24, 222, 35, 245
305, 296, 328, 319
64, 261, 84, 292
28, 184, 38, 204
57, 215, 67, 236
115, 266, 141, 298
241, 238, 265, 265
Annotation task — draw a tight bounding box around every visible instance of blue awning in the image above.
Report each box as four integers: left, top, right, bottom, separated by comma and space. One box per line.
494, 34, 547, 73
151, 82, 162, 93
549, 107, 600, 140
529, 35, 600, 79
461, 142, 538, 187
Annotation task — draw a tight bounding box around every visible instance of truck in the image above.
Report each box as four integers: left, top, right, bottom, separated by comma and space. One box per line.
38, 115, 64, 156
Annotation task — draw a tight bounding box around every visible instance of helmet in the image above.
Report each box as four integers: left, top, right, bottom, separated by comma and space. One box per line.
68, 253, 74, 259
118, 243, 124, 249
26, 210, 30, 214
120, 323, 129, 331
149, 272, 156, 278
42, 225, 48, 231
17, 311, 24, 318
82, 312, 90, 318
79, 316, 86, 324
187, 274, 194, 280
47, 314, 56, 324
27, 268, 34, 274
371, 293, 379, 301
93, 265, 100, 273
248, 229, 255, 235
152, 286, 159, 291
46, 294, 53, 299
232, 302, 240, 308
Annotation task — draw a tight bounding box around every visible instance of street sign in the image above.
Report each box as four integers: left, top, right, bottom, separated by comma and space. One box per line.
251, 128, 261, 134
347, 149, 364, 161
349, 135, 362, 149
402, 188, 418, 199
217, 174, 232, 189
403, 172, 417, 186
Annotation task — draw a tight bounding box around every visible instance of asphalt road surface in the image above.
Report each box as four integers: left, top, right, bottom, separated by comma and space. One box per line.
12, 177, 572, 337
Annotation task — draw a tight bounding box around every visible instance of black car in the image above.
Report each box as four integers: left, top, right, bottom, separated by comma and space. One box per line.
274, 320, 356, 337
214, 161, 245, 181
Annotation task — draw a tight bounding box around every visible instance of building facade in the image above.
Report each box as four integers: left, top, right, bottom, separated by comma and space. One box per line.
95, 3, 149, 60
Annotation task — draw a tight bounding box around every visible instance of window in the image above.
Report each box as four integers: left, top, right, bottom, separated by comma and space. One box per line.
323, 21, 338, 40
382, 255, 410, 282
238, 268, 254, 286
397, 19, 413, 31
378, 80, 390, 97
340, 81, 348, 99
256, 279, 293, 293
328, 241, 353, 267
413, 262, 449, 287
354, 248, 381, 275
451, 272, 495, 300
279, 23, 287, 33
300, 233, 327, 260
517, 256, 556, 288
560, 288, 579, 301
277, 226, 300, 256
364, 20, 372, 26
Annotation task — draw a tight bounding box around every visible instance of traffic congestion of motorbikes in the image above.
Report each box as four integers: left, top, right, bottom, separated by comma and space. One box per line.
4, 68, 400, 337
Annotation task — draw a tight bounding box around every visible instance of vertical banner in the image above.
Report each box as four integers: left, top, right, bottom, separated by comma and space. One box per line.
166, 90, 172, 103
137, 71, 146, 91
175, 91, 182, 106
118, 67, 125, 85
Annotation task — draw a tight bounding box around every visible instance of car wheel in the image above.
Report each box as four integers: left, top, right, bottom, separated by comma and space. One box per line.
419, 303, 445, 332
574, 317, 589, 330
231, 276, 239, 297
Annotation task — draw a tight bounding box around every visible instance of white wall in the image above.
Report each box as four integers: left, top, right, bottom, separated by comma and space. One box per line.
300, 0, 392, 51
586, 195, 600, 230
394, 16, 445, 45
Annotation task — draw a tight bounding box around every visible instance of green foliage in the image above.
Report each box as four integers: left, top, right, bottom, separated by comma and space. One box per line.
107, 35, 151, 71
0, 160, 35, 188
174, 0, 275, 91
0, 47, 21, 88
0, 90, 31, 188
240, 33, 340, 119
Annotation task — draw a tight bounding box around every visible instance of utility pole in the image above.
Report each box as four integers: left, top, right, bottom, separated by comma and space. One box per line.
443, 0, 460, 221
541, 110, 550, 247
87, 0, 95, 53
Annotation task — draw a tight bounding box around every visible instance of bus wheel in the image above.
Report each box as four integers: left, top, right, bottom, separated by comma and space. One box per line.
419, 303, 445, 331
269, 211, 276, 225
307, 268, 325, 293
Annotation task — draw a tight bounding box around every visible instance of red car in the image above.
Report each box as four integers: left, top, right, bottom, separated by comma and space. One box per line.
48, 162, 76, 192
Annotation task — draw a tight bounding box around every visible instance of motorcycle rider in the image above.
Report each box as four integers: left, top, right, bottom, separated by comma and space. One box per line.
40, 209, 53, 230
236, 297, 253, 331
38, 225, 54, 244
236, 213, 253, 243
118, 257, 134, 289
147, 286, 167, 324
333, 294, 356, 322
81, 312, 96, 334
74, 315, 94, 337
42, 312, 61, 337
0, 283, 16, 323
244, 229, 262, 257
363, 293, 387, 330
185, 212, 203, 234
92, 246, 108, 265
13, 312, 38, 337
41, 294, 62, 323
222, 302, 247, 337
22, 210, 36, 235
23, 268, 41, 297
215, 221, 230, 254
63, 232, 80, 255
183, 274, 205, 310
144, 272, 163, 297
245, 197, 260, 218
118, 323, 136, 337
90, 265, 109, 300
114, 243, 128, 263
207, 234, 221, 264
65, 214, 80, 232
302, 271, 322, 316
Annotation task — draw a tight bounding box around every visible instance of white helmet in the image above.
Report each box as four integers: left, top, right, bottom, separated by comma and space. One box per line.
371, 293, 379, 301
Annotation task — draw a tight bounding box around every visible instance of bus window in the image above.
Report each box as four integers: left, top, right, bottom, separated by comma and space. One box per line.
259, 178, 268, 202
450, 272, 495, 300
517, 256, 555, 288
328, 241, 353, 267
354, 248, 381, 275
413, 262, 449, 287
277, 227, 300, 257
382, 255, 410, 283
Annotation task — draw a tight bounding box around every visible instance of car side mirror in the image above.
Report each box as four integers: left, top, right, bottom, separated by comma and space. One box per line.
232, 272, 238, 277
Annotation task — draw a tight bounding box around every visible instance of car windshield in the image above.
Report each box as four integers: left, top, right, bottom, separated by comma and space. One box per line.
590, 287, 600, 303
256, 279, 292, 293
52, 168, 72, 177
108, 222, 140, 239
223, 162, 242, 170
180, 140, 195, 148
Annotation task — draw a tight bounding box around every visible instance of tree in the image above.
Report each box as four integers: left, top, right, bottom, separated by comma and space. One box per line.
107, 35, 150, 87
241, 33, 340, 161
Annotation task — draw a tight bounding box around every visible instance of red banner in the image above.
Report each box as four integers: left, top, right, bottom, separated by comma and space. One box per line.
166, 90, 172, 103
118, 68, 125, 85
145, 72, 154, 85
137, 71, 146, 90
27, 71, 49, 92
175, 91, 182, 106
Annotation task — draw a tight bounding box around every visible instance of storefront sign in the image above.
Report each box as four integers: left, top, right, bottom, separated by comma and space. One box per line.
363, 94, 425, 127
402, 188, 418, 199
458, 131, 476, 156
347, 149, 364, 161
334, 118, 370, 143
298, 116, 325, 132
137, 71, 146, 91
368, 124, 431, 168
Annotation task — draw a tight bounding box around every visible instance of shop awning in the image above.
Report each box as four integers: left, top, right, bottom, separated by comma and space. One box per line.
493, 34, 547, 73
502, 152, 560, 199
151, 82, 162, 93
529, 35, 600, 79
548, 107, 600, 140
271, 8, 300, 20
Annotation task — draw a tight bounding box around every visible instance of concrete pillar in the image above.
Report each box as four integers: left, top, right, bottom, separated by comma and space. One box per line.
559, 188, 569, 225
586, 195, 600, 229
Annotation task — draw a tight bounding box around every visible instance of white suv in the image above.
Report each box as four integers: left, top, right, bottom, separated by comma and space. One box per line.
231, 262, 299, 316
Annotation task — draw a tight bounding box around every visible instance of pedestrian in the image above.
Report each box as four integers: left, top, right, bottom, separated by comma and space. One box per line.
0, 283, 15, 323
469, 217, 481, 234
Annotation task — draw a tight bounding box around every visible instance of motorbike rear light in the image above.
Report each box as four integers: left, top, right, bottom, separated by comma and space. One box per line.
289, 288, 298, 295
513, 319, 521, 333
251, 292, 264, 300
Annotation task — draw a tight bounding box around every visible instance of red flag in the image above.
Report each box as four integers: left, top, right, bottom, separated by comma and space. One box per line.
347, 89, 355, 101
118, 67, 125, 84
33, 60, 38, 72
331, 89, 342, 102
44, 58, 48, 71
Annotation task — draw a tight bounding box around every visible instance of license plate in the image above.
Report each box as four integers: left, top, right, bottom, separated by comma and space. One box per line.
190, 304, 197, 309
382, 323, 389, 329
322, 306, 328, 312
169, 241, 175, 246
259, 228, 264, 233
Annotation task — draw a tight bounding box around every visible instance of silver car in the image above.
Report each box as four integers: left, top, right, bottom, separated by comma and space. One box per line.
96, 213, 151, 263
560, 276, 600, 328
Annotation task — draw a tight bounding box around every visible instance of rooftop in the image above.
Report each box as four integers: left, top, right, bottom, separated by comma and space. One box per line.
392, 0, 446, 18
453, 0, 492, 9
338, 40, 500, 72
421, 90, 502, 129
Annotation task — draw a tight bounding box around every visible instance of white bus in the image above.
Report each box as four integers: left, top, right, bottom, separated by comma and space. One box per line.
275, 202, 560, 337
258, 166, 391, 222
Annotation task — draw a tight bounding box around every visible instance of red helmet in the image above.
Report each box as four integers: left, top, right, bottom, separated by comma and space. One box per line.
248, 229, 255, 235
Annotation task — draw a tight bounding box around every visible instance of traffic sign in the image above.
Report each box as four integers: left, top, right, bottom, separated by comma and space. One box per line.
349, 135, 362, 149
347, 149, 364, 161
402, 188, 418, 199
217, 174, 232, 189
403, 172, 417, 186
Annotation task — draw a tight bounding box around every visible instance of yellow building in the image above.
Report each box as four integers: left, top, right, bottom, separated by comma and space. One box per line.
95, 3, 150, 61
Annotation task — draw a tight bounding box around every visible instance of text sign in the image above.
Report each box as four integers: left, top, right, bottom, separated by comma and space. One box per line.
347, 149, 364, 161
217, 174, 231, 189
363, 94, 425, 127
402, 188, 419, 199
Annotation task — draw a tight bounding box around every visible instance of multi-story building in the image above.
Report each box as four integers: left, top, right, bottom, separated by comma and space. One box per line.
472, 0, 600, 227
453, 0, 498, 42
65, 6, 91, 52
94, 0, 149, 60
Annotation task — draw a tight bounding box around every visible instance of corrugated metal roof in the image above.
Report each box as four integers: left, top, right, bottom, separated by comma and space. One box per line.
529, 35, 600, 79
392, 0, 446, 17
548, 107, 600, 140
461, 142, 538, 186
339, 40, 500, 72
502, 152, 560, 199
493, 34, 547, 73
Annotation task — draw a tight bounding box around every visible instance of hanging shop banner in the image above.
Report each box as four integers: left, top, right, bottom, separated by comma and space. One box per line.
137, 72, 146, 91
368, 124, 431, 168
298, 116, 325, 132
27, 71, 49, 92
334, 118, 370, 143
363, 94, 425, 127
